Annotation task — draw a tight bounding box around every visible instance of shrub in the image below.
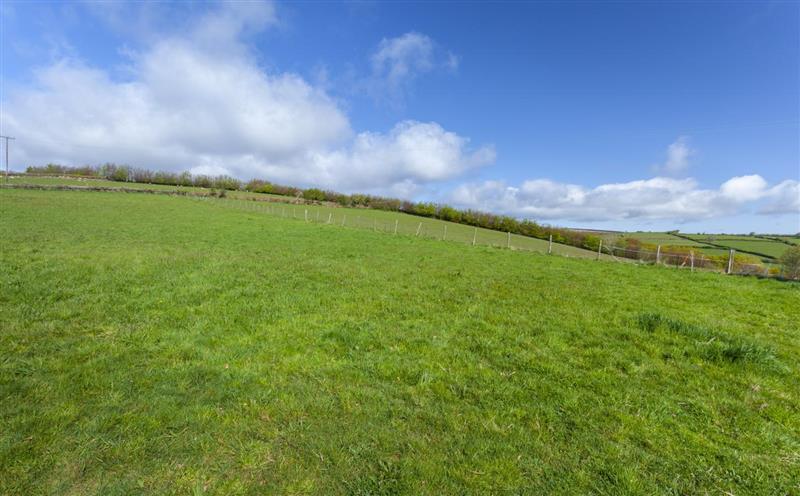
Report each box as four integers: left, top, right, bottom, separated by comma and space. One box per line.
303, 188, 326, 201
212, 176, 242, 191
193, 175, 213, 188
413, 202, 436, 217
779, 245, 800, 280
178, 171, 193, 186
437, 205, 461, 223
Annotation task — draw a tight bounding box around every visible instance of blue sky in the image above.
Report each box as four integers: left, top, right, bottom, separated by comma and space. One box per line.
1, 0, 798, 233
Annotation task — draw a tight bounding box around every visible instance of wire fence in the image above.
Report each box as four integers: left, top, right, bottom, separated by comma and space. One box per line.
195, 195, 789, 279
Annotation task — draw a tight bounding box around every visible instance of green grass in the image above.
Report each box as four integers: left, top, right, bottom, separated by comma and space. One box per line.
622, 232, 711, 247
2, 189, 799, 494
684, 235, 791, 260
4, 175, 287, 201
5, 175, 611, 260
775, 236, 800, 245
209, 197, 614, 260
615, 232, 728, 259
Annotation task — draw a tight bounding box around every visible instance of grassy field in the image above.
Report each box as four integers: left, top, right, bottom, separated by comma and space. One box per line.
209, 197, 617, 260
4, 175, 612, 261
1, 189, 798, 494
620, 232, 711, 247
4, 175, 288, 202
775, 236, 800, 245
684, 235, 792, 260
611, 232, 731, 259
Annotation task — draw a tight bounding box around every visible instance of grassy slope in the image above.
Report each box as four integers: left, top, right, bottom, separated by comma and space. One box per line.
1, 189, 799, 495
5, 175, 288, 201
4, 175, 611, 260
210, 197, 615, 260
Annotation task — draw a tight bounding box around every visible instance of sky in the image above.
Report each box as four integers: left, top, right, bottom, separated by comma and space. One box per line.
1, 0, 798, 233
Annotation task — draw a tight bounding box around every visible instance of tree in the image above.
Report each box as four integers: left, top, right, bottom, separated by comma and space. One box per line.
778, 245, 800, 280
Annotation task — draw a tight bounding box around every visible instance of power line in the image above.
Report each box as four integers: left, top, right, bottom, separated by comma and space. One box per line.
0, 135, 15, 183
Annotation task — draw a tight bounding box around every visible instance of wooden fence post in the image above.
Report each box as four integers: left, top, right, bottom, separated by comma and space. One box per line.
656, 245, 661, 264
507, 232, 511, 249
472, 227, 477, 246
394, 219, 398, 235
548, 234, 553, 254
304, 209, 308, 222
597, 239, 602, 260
443, 225, 447, 241
690, 251, 694, 272
416, 222, 422, 236
727, 249, 735, 274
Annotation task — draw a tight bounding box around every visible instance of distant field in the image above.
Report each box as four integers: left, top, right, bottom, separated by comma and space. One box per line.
2, 188, 798, 494
684, 235, 792, 260
774, 236, 800, 245
621, 232, 711, 247
613, 232, 731, 260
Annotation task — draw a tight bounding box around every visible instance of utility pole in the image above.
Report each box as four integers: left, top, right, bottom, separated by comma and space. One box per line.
1, 136, 15, 183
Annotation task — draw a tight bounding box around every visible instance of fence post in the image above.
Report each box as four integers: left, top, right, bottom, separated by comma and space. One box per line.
507, 232, 511, 249
597, 239, 602, 260
443, 225, 447, 241
726, 249, 735, 274
656, 245, 661, 265
327, 213, 332, 224
690, 251, 694, 272
394, 219, 398, 235
472, 227, 477, 246
304, 209, 308, 222
416, 222, 422, 236
548, 234, 553, 254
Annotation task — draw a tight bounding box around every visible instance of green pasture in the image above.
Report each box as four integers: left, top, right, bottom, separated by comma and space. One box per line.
1, 189, 798, 494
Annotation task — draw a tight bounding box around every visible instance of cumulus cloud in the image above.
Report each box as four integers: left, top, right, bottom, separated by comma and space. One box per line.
452, 175, 799, 222
370, 32, 458, 103
759, 180, 800, 215
2, 2, 492, 195
653, 136, 693, 175
719, 174, 768, 201
294, 121, 494, 192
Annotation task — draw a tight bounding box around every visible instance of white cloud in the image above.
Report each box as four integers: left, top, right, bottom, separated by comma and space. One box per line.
370, 32, 457, 103
452, 175, 798, 222
719, 174, 768, 201
3, 3, 492, 195
291, 121, 494, 192
654, 136, 693, 175
760, 180, 800, 215
81, 1, 278, 47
